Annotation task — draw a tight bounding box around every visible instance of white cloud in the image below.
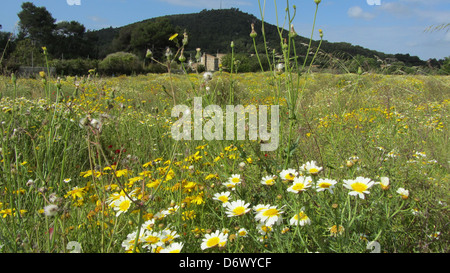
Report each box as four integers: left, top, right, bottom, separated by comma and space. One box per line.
348, 6, 375, 20
376, 1, 450, 24
398, 0, 444, 4
415, 10, 450, 24
378, 2, 411, 17
444, 32, 450, 42
89, 16, 105, 23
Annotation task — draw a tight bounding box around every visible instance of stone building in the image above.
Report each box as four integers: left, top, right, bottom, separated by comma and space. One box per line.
199, 53, 226, 71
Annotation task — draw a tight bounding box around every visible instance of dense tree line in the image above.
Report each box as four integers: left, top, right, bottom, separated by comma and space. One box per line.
0, 3, 448, 75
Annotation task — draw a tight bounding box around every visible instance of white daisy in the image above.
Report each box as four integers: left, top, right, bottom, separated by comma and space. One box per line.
396, 187, 409, 200
236, 228, 248, 237
142, 230, 164, 250
300, 160, 323, 175
113, 196, 133, 217
287, 176, 313, 193
377, 176, 390, 190
228, 174, 241, 184
255, 205, 284, 226
160, 242, 184, 253
260, 175, 276, 186
213, 191, 232, 206
223, 182, 238, 191
252, 204, 270, 213
201, 230, 228, 250
315, 178, 338, 193
256, 222, 273, 235
224, 200, 251, 217
343, 177, 375, 199
279, 168, 298, 182
290, 208, 311, 226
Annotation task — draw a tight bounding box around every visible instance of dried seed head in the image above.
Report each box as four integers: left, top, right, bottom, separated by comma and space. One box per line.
44, 204, 59, 217
289, 24, 297, 38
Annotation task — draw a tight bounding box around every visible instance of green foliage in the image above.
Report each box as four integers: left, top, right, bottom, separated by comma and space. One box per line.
129, 18, 180, 59
50, 58, 99, 76
346, 55, 381, 74
17, 2, 56, 47
51, 21, 93, 59
99, 52, 143, 75
440, 57, 450, 75
8, 38, 45, 67
221, 53, 270, 73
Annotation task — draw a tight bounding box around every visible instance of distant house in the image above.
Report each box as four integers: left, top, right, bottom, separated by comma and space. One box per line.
195, 53, 226, 72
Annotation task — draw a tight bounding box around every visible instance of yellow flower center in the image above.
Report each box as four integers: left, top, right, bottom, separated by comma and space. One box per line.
146, 236, 160, 244
265, 179, 274, 185
218, 196, 228, 203
295, 212, 308, 221
206, 237, 220, 248
292, 183, 305, 191
319, 182, 331, 188
261, 225, 272, 233
263, 208, 279, 217
285, 173, 295, 180
309, 168, 319, 174
233, 206, 246, 215
231, 177, 240, 183
351, 182, 368, 193
119, 200, 131, 211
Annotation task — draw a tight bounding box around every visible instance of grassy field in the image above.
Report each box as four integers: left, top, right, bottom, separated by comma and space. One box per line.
0, 70, 448, 253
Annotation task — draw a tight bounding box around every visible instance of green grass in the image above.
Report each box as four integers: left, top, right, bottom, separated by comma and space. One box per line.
1, 0, 448, 254
0, 71, 448, 253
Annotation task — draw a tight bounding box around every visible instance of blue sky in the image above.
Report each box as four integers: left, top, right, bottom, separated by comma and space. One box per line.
1, 0, 449, 60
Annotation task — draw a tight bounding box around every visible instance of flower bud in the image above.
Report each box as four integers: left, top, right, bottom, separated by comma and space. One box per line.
146, 49, 152, 59
182, 31, 188, 46
179, 49, 186, 63
289, 24, 297, 38
282, 38, 288, 51
195, 48, 202, 62
315, 0, 321, 4
250, 23, 257, 39
56, 77, 62, 89
230, 41, 235, 48
11, 73, 16, 85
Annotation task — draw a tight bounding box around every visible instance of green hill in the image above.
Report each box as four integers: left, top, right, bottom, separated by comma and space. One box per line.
91, 8, 426, 68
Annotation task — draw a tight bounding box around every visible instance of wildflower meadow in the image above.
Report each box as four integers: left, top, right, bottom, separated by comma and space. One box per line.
0, 1, 448, 254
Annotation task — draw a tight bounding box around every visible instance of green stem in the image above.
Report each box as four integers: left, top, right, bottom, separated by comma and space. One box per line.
252, 38, 265, 72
